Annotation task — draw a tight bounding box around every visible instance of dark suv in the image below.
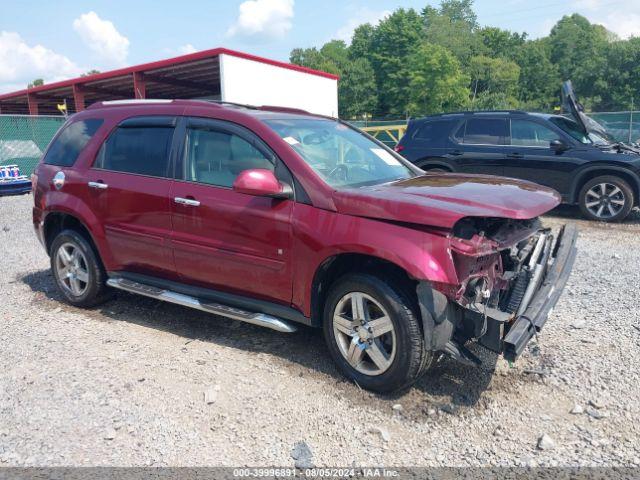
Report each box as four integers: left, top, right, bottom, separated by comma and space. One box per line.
33, 99, 577, 392
396, 87, 640, 222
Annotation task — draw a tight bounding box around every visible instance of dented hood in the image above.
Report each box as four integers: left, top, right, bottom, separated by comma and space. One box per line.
333, 174, 561, 229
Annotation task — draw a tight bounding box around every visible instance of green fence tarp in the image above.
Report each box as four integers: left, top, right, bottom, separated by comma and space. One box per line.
0, 115, 65, 174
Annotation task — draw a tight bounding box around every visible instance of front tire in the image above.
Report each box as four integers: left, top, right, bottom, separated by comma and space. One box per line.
323, 273, 431, 393
578, 175, 634, 222
50, 229, 111, 307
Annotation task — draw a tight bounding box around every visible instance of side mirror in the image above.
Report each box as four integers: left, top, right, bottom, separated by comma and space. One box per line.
232, 169, 293, 199
550, 139, 569, 152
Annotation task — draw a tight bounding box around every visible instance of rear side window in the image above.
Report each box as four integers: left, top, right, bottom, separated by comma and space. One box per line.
457, 118, 509, 145
43, 119, 103, 167
412, 120, 451, 146
95, 125, 174, 177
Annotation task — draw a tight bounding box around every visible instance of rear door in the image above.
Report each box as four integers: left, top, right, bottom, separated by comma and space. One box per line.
86, 116, 177, 277
451, 117, 509, 175
399, 119, 452, 168
169, 116, 294, 304
504, 118, 579, 195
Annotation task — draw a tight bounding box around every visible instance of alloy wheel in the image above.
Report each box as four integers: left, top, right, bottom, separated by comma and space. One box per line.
584, 182, 626, 219
55, 242, 90, 297
332, 292, 396, 376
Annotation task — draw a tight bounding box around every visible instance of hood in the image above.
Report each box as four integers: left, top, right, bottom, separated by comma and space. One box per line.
561, 80, 610, 139
333, 174, 561, 229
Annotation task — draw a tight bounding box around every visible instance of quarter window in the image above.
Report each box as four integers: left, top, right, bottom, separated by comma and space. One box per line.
43, 119, 103, 167
511, 120, 558, 147
184, 128, 274, 188
95, 125, 174, 177
459, 118, 509, 145
413, 120, 451, 147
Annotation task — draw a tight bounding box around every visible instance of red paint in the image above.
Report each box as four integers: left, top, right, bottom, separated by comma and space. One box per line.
27, 93, 38, 115
33, 101, 561, 320
0, 47, 338, 102
72, 84, 85, 112
233, 169, 284, 197
133, 72, 146, 99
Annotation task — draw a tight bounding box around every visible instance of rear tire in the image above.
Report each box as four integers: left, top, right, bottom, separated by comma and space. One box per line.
323, 273, 431, 393
50, 229, 112, 307
578, 175, 634, 222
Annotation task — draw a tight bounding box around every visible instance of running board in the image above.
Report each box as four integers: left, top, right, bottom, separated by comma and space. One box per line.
106, 278, 297, 333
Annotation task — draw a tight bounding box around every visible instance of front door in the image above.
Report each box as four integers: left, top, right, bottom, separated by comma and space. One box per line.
169, 117, 294, 304
504, 118, 579, 195
86, 116, 177, 277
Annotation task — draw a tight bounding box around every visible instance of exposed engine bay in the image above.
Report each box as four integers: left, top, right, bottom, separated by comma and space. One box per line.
439, 216, 578, 363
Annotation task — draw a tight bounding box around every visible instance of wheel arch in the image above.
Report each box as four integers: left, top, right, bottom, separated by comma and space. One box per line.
414, 157, 453, 171
43, 211, 103, 265
570, 166, 640, 206
309, 253, 419, 328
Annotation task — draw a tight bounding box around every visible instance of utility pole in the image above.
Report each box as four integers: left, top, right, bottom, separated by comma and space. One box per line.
629, 97, 634, 144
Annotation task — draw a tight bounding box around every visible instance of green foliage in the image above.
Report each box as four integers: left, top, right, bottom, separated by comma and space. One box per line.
368, 8, 424, 116
28, 78, 44, 88
406, 43, 470, 116
289, 1, 639, 118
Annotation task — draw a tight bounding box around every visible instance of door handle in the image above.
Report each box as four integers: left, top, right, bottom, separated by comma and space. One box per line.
449, 149, 463, 156
507, 153, 524, 159
174, 197, 200, 207
88, 181, 108, 190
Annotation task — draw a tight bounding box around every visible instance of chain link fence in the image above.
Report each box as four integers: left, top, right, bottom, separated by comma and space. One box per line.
590, 112, 640, 143
0, 115, 65, 175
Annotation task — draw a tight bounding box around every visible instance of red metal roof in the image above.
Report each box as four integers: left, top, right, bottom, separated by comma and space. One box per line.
0, 47, 338, 115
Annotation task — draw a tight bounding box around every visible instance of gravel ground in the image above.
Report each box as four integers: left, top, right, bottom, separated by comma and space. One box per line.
1, 194, 639, 467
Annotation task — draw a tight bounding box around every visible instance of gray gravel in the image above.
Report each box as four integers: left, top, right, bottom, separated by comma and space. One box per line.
1, 194, 639, 467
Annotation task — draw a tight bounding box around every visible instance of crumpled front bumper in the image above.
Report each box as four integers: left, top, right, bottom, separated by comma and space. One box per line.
502, 223, 578, 361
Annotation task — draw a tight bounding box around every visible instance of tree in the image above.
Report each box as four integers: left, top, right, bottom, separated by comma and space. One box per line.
423, 0, 481, 63
369, 8, 424, 116
28, 78, 44, 88
548, 14, 610, 104
81, 69, 101, 77
468, 55, 520, 109
406, 43, 470, 116
349, 23, 375, 61
339, 58, 378, 118
515, 40, 561, 111
478, 26, 526, 60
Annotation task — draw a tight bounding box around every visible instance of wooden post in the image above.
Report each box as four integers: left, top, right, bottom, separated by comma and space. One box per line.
133, 72, 146, 99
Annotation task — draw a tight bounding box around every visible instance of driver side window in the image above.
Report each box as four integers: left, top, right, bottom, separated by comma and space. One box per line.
511, 120, 558, 148
184, 127, 274, 188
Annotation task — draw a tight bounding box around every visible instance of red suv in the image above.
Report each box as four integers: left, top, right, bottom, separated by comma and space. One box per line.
32, 100, 577, 392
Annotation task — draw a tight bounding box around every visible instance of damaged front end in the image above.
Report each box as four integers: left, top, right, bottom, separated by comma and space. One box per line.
420, 217, 578, 364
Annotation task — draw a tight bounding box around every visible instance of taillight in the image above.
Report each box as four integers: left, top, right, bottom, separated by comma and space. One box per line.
394, 144, 405, 153
31, 173, 38, 192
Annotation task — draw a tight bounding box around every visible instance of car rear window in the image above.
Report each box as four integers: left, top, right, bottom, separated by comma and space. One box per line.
412, 120, 451, 146
457, 118, 509, 145
43, 119, 104, 167
95, 125, 174, 178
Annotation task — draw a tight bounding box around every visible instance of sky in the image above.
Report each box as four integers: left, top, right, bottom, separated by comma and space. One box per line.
1, 0, 639, 94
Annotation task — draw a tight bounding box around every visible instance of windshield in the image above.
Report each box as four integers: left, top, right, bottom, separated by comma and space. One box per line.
264, 118, 416, 188
549, 116, 591, 144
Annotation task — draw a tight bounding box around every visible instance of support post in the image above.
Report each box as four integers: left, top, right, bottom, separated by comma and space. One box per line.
133, 72, 146, 99
27, 93, 39, 115
72, 84, 85, 112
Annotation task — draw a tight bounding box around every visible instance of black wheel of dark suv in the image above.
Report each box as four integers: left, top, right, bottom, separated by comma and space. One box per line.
50, 229, 112, 307
578, 175, 634, 222
322, 273, 432, 393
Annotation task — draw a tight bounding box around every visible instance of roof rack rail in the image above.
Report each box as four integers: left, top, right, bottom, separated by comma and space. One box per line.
202, 100, 260, 110
258, 105, 310, 115
422, 109, 528, 117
